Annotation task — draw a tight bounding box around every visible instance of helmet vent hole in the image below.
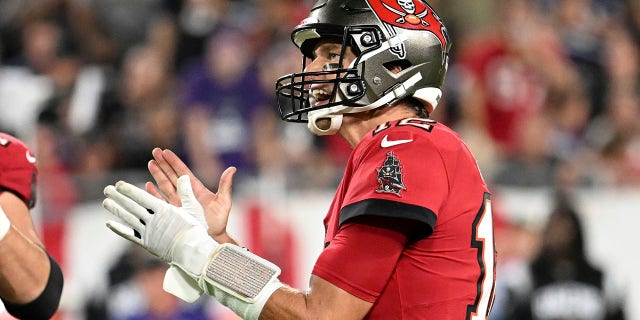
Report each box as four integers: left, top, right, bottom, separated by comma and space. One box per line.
383, 59, 412, 74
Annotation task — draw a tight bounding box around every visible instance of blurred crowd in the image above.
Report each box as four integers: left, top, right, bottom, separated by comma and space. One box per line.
1, 0, 638, 319
443, 0, 640, 192
2, 0, 640, 193
1, 0, 639, 196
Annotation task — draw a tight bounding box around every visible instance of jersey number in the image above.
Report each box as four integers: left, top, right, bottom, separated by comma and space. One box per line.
372, 118, 436, 135
467, 193, 496, 320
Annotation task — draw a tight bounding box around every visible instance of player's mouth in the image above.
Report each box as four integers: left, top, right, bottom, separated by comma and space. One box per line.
310, 87, 332, 106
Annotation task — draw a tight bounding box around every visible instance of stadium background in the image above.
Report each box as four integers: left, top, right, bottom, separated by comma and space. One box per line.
1, 0, 638, 319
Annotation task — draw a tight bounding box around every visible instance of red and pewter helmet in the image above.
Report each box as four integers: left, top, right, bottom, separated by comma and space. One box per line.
0, 133, 38, 208
275, 0, 451, 135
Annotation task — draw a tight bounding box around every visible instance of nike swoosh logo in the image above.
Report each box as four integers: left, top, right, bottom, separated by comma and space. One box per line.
25, 151, 37, 164
381, 135, 413, 148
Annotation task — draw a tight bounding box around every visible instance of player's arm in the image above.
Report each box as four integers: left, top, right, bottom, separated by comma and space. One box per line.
259, 275, 372, 320
103, 180, 413, 319
0, 192, 63, 319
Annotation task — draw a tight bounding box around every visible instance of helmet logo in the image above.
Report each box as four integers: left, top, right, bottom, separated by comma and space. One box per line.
385, 0, 425, 25
366, 0, 449, 51
376, 151, 407, 197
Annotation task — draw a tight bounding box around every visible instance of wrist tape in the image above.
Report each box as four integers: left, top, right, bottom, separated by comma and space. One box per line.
201, 243, 281, 302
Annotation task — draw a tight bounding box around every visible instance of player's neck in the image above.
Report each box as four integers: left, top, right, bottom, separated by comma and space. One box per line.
339, 106, 416, 147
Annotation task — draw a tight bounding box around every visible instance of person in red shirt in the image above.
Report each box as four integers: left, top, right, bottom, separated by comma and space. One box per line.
0, 132, 64, 319
101, 1, 496, 319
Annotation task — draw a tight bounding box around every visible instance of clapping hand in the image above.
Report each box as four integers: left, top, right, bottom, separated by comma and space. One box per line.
145, 148, 237, 244
103, 175, 218, 302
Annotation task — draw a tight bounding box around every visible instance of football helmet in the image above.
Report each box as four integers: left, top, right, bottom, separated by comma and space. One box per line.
275, 0, 451, 135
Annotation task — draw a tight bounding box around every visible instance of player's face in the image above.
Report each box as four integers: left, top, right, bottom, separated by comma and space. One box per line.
304, 41, 356, 108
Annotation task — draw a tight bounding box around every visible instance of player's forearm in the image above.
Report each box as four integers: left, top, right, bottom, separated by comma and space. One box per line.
258, 284, 370, 320
258, 287, 315, 320
0, 227, 50, 303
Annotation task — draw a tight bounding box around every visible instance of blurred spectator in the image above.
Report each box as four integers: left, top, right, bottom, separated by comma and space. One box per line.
95, 45, 181, 171
178, 27, 268, 187
491, 115, 557, 187
244, 0, 310, 54
504, 194, 626, 320
540, 0, 611, 119
164, 0, 230, 71
0, 18, 59, 139
86, 0, 170, 65
85, 245, 211, 320
582, 89, 640, 186
33, 43, 183, 202
547, 83, 590, 160
19, 0, 117, 65
455, 0, 572, 166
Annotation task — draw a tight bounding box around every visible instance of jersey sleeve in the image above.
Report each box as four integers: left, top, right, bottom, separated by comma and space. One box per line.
0, 133, 38, 208
339, 129, 447, 238
312, 216, 414, 302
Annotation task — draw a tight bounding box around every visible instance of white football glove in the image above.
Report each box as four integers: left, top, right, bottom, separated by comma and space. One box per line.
165, 175, 208, 302
103, 176, 217, 277
103, 177, 283, 320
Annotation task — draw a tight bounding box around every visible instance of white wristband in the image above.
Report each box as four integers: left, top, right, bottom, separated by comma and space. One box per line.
0, 205, 11, 240
212, 277, 283, 320
199, 244, 284, 320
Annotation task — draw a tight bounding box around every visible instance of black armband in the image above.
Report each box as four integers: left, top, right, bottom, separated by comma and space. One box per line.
3, 254, 64, 320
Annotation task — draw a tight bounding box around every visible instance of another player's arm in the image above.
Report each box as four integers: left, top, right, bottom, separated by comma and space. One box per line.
0, 192, 48, 301
0, 192, 63, 319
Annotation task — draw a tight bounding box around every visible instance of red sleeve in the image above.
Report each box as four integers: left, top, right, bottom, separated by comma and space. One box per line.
0, 133, 38, 208
312, 216, 417, 302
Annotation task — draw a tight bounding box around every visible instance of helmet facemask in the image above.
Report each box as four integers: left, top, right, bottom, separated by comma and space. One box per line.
276, 26, 381, 135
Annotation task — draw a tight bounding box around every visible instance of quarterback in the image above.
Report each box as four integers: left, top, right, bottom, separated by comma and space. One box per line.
102, 0, 496, 319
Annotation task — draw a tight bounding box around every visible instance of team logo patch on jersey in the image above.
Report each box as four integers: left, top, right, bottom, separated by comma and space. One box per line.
376, 151, 407, 197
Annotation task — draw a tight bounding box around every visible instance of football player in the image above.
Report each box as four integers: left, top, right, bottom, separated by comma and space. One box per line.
0, 132, 64, 319
102, 0, 496, 319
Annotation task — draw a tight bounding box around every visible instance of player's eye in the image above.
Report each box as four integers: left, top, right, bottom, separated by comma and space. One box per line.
329, 53, 341, 60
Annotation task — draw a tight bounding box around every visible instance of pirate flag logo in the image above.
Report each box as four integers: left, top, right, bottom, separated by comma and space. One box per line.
376, 151, 407, 197
365, 0, 449, 58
